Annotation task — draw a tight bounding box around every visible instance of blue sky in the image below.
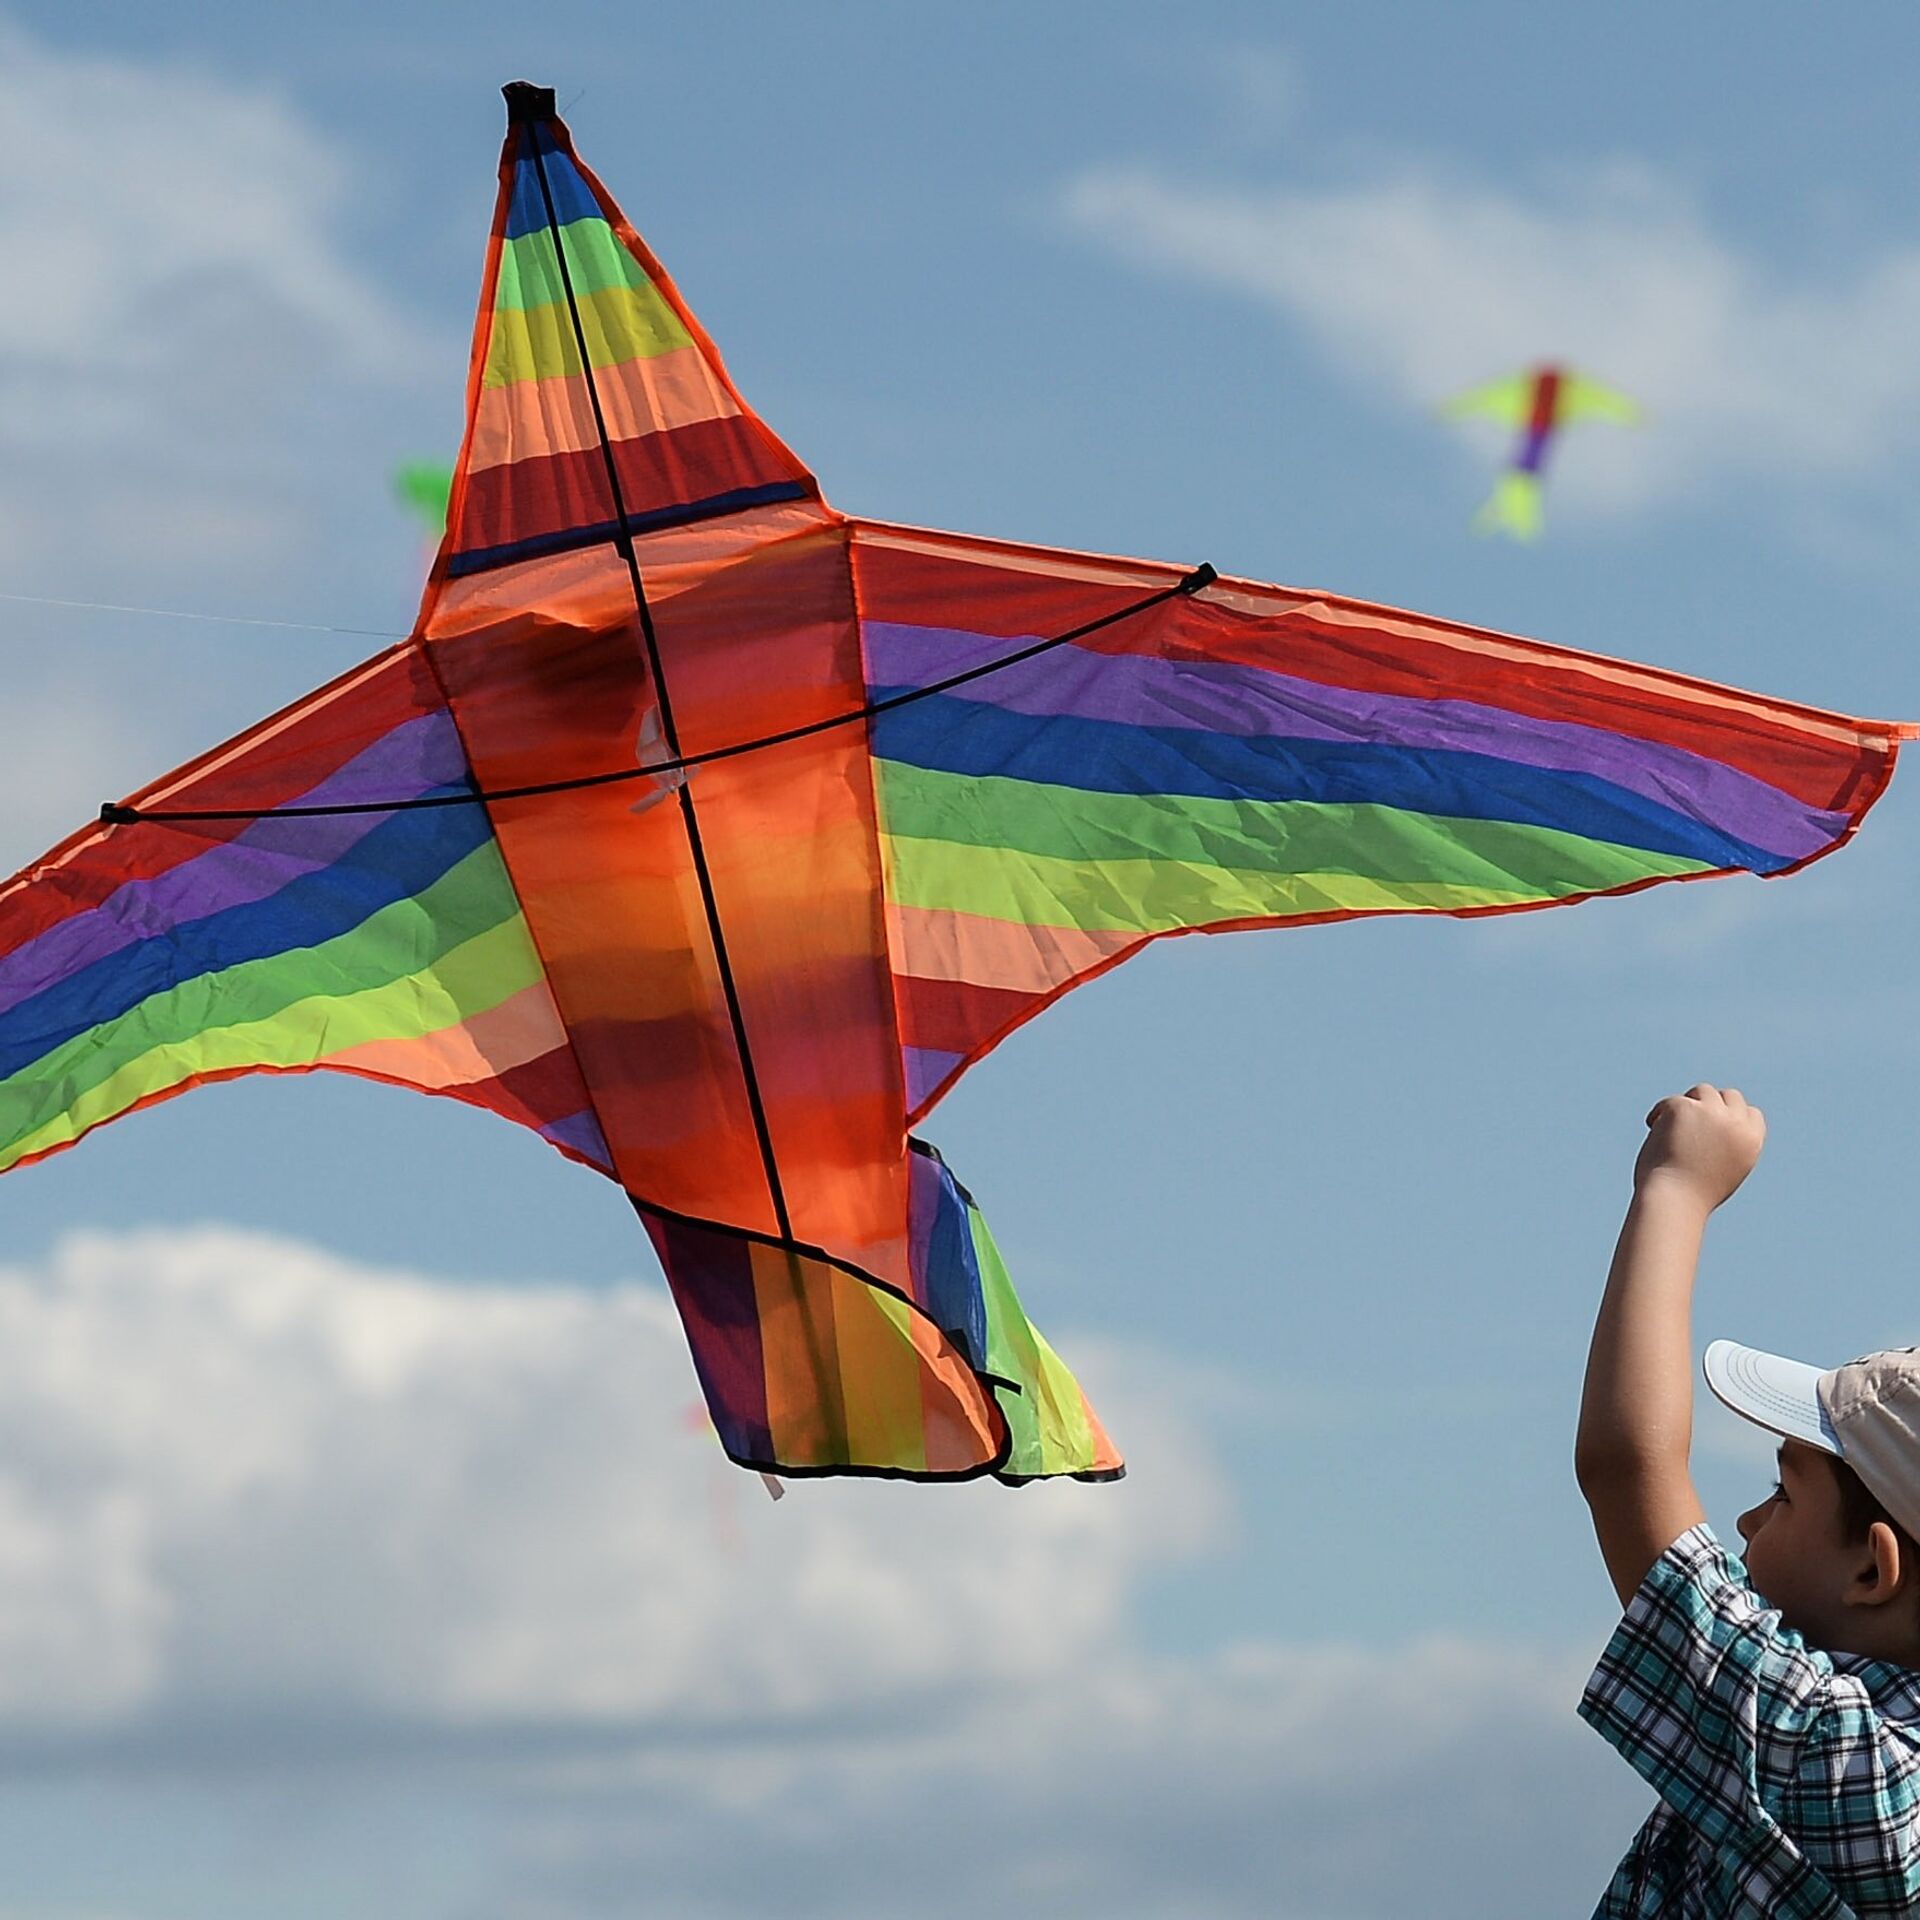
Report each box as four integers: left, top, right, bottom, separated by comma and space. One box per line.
2, 3, 1920, 1914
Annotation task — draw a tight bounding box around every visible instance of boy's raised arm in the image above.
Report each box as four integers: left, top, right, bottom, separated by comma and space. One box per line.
1575, 1086, 1766, 1603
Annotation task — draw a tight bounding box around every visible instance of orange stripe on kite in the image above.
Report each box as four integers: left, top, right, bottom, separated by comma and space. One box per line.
466, 347, 741, 474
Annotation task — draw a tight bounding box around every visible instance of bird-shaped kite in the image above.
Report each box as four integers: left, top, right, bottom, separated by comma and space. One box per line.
1443, 364, 1641, 538
0, 88, 1902, 1485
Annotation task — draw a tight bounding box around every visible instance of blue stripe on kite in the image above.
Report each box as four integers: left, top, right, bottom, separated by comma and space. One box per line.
0, 710, 465, 1026
911, 1148, 990, 1371
860, 620, 1838, 867
504, 132, 604, 240
444, 482, 815, 576
0, 797, 493, 1085
870, 690, 1793, 877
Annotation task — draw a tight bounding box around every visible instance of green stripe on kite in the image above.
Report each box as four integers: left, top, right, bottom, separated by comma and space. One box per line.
484, 276, 693, 389
0, 914, 543, 1170
874, 762, 1712, 914
0, 844, 534, 1155
971, 1200, 1105, 1478
880, 829, 1706, 935
494, 217, 657, 313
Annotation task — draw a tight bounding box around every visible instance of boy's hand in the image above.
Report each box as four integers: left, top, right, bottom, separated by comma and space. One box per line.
1634, 1084, 1765, 1212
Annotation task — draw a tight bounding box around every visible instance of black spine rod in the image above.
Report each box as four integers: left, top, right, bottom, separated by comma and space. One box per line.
521, 104, 799, 1244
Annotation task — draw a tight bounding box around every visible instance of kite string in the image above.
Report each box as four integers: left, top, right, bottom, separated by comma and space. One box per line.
102, 564, 1218, 826
0, 589, 406, 643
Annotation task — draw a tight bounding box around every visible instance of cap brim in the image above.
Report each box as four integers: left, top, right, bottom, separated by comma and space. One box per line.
1703, 1340, 1841, 1454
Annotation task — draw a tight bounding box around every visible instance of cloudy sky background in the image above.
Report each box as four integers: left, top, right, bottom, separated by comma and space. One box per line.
1, 3, 1919, 1912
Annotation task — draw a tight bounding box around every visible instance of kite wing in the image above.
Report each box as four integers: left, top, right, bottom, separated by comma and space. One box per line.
0, 647, 612, 1180
1557, 375, 1643, 427
1441, 370, 1641, 431
856, 519, 1903, 1120
1438, 373, 1537, 427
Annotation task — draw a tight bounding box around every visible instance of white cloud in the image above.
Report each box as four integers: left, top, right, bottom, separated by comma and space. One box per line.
1061, 157, 1920, 520
0, 1225, 1219, 1735
0, 21, 431, 586
0, 1224, 1650, 1917
471, 1633, 1635, 1920
0, 23, 444, 882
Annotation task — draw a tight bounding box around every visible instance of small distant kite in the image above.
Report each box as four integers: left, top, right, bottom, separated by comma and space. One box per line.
1442, 364, 1641, 539
393, 461, 455, 539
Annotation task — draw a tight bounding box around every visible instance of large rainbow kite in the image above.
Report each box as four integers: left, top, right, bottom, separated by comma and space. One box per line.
0, 86, 1903, 1484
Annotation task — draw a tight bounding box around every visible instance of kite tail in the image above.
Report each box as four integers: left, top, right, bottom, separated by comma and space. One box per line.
636, 1148, 1123, 1484
1473, 470, 1544, 540
908, 1141, 1124, 1483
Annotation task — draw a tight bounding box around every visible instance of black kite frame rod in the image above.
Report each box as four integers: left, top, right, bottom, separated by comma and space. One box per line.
102, 564, 1215, 826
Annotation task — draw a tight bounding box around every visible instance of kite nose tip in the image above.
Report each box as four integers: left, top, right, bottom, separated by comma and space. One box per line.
502, 81, 557, 124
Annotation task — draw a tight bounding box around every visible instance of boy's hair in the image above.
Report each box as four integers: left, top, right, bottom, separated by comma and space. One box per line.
1826, 1452, 1920, 1560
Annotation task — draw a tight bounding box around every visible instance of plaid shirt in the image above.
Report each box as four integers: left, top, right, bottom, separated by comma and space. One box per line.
1581, 1525, 1920, 1916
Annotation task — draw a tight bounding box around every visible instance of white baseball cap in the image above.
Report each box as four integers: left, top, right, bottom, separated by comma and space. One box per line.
1705, 1340, 1920, 1540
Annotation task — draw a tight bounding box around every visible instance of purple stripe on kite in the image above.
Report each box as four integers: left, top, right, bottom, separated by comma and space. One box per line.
540, 1106, 614, 1173
906, 1145, 941, 1311
0, 710, 465, 1020
1515, 425, 1552, 475
639, 1206, 774, 1464
862, 622, 1844, 865
904, 1044, 965, 1114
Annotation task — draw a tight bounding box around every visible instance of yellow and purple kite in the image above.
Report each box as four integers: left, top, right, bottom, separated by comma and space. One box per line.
0, 88, 1901, 1485
1444, 363, 1641, 538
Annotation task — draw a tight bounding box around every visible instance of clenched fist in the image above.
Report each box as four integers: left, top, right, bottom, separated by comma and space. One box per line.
1634, 1084, 1766, 1211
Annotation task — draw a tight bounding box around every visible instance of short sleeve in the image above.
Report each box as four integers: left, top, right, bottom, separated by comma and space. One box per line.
1790, 1696, 1920, 1911
1580, 1525, 1835, 1847
1581, 1524, 1920, 1914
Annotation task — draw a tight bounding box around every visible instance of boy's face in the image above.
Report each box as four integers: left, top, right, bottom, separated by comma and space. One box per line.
1736, 1439, 1865, 1642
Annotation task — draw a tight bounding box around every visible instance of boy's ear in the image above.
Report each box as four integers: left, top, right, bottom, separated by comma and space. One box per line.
1852, 1521, 1908, 1609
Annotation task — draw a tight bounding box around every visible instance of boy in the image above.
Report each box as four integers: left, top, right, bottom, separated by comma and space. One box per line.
1577, 1083, 1920, 1916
